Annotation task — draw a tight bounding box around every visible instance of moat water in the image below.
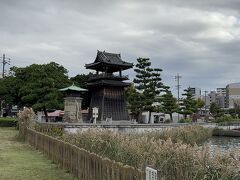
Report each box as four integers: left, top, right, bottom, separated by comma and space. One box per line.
204, 136, 240, 152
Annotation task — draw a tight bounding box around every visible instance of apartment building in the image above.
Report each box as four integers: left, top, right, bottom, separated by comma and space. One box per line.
190, 87, 201, 100
217, 88, 226, 96
226, 83, 240, 108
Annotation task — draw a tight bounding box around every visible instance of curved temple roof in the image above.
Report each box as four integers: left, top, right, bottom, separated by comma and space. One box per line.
85, 50, 133, 71
59, 84, 88, 92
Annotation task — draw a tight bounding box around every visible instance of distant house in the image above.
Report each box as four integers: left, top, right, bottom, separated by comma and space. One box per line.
37, 109, 89, 123
37, 110, 64, 122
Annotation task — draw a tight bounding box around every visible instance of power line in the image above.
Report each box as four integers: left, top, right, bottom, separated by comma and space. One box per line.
175, 73, 182, 104
175, 73, 182, 121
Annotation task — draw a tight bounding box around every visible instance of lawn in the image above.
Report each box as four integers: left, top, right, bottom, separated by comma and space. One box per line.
0, 127, 75, 180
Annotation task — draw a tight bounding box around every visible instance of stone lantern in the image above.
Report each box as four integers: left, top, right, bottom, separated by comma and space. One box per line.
59, 84, 87, 123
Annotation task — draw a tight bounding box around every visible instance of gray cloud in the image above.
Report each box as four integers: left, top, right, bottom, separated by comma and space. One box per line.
1, 0, 240, 96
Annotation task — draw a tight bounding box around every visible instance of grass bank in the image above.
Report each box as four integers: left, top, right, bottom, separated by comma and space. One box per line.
0, 127, 74, 180
63, 126, 240, 180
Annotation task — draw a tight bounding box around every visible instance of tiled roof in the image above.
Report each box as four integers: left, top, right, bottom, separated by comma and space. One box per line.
85, 50, 133, 69
59, 84, 88, 92
96, 51, 132, 66
47, 110, 64, 117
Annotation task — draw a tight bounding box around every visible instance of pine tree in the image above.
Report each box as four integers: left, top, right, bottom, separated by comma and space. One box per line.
210, 102, 223, 118
125, 85, 143, 121
133, 58, 166, 123
162, 89, 178, 121
180, 87, 197, 119
70, 73, 93, 109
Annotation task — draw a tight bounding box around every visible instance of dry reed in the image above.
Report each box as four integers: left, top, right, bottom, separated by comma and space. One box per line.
62, 126, 240, 180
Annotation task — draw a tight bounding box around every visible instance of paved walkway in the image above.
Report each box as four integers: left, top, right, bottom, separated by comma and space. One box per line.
0, 127, 75, 180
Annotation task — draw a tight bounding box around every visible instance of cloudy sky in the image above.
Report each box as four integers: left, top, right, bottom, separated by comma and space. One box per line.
1, 0, 240, 96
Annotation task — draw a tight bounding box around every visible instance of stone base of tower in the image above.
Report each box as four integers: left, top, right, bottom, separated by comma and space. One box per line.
63, 97, 83, 123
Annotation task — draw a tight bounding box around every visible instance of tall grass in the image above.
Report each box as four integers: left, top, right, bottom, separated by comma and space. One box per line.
63, 126, 240, 180
145, 125, 213, 145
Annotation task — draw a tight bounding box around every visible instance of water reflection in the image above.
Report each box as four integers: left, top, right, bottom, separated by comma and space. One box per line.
204, 137, 240, 151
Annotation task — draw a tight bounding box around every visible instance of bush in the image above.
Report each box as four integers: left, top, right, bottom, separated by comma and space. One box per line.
17, 107, 36, 139
178, 118, 192, 123
0, 117, 18, 127
214, 115, 240, 123
17, 107, 36, 128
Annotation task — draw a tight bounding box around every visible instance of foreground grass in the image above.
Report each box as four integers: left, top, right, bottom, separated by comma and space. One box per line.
0, 127, 74, 180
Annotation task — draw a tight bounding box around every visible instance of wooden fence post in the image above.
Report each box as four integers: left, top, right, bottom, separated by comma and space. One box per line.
24, 128, 145, 180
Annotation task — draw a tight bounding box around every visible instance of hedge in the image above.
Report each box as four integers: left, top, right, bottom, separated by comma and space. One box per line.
0, 117, 18, 127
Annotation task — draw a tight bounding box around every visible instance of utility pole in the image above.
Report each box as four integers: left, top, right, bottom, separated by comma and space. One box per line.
1, 54, 11, 78
175, 73, 182, 121
0, 54, 11, 117
204, 90, 208, 122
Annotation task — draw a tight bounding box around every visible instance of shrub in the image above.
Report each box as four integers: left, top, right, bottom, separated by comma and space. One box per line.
0, 117, 17, 127
17, 107, 36, 139
17, 107, 36, 128
178, 118, 192, 123
214, 115, 240, 124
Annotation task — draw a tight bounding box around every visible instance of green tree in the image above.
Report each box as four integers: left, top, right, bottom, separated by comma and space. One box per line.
133, 58, 167, 123
228, 108, 240, 118
125, 85, 143, 121
180, 87, 197, 119
162, 89, 178, 121
210, 102, 223, 118
0, 75, 23, 115
70, 73, 92, 109
11, 62, 70, 121
196, 98, 205, 109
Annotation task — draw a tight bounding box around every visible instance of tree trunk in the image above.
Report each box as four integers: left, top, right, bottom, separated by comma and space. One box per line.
43, 106, 48, 122
169, 113, 173, 122
138, 113, 142, 123
135, 113, 139, 122
149, 111, 152, 124
184, 114, 187, 119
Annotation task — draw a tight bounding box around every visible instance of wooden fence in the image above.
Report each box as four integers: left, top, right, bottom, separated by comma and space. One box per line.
25, 128, 145, 180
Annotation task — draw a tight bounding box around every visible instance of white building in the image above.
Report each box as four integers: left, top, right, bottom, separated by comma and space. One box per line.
217, 88, 226, 96
226, 83, 240, 109
216, 95, 226, 108
208, 91, 217, 105
190, 87, 201, 100
200, 95, 210, 108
